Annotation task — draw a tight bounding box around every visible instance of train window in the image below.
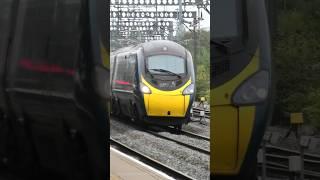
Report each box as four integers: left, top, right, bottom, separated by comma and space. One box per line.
147, 55, 186, 75
6, 0, 83, 93
126, 55, 137, 85
112, 55, 136, 91
0, 0, 13, 54
213, 0, 240, 39
0, 0, 14, 65
110, 56, 116, 82
113, 56, 126, 89
0, 0, 15, 112
212, 0, 257, 88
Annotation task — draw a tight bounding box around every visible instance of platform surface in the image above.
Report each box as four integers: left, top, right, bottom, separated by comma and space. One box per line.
110, 147, 173, 180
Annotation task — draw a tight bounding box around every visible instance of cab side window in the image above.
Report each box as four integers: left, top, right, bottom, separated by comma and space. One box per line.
113, 55, 127, 90
112, 54, 137, 91
126, 55, 137, 86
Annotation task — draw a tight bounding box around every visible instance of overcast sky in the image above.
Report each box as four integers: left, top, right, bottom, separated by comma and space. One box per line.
201, 9, 210, 30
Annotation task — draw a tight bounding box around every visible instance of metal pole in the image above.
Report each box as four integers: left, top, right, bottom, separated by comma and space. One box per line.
198, 6, 201, 35
176, 0, 183, 41
197, 6, 201, 64
178, 0, 182, 24
262, 141, 267, 180
193, 18, 197, 64
299, 125, 304, 180
301, 147, 304, 180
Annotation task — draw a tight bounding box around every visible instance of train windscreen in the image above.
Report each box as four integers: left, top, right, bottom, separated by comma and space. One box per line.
147, 55, 186, 75
213, 0, 239, 39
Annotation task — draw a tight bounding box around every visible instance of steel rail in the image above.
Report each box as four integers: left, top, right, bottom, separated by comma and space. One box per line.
111, 117, 210, 155
160, 126, 210, 141
145, 130, 210, 155
110, 138, 195, 180
266, 144, 320, 161
257, 163, 320, 178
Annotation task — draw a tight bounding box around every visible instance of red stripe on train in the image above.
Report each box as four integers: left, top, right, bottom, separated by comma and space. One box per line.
19, 58, 75, 76
115, 80, 131, 85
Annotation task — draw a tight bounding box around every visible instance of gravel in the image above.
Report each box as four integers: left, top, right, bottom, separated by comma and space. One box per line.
111, 118, 210, 180
182, 118, 210, 138
155, 130, 210, 151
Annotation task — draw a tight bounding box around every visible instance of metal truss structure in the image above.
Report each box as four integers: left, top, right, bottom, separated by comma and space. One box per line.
110, 0, 210, 61
110, 11, 197, 18
110, 0, 209, 6
111, 20, 173, 27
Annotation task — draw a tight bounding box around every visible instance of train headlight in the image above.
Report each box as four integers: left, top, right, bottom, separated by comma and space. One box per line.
232, 70, 269, 105
183, 84, 195, 95
140, 83, 151, 94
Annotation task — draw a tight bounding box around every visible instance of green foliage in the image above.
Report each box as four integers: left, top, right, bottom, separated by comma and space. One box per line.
303, 89, 320, 128
273, 0, 320, 128
181, 30, 210, 101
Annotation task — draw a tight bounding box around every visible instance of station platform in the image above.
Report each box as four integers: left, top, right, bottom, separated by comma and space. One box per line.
110, 147, 173, 180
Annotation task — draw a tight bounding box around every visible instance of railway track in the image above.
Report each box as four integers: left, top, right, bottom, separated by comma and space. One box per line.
266, 144, 320, 161
258, 144, 320, 179
110, 138, 195, 180
110, 117, 209, 179
163, 126, 210, 141
146, 129, 210, 155
110, 116, 210, 155
180, 129, 210, 141
258, 163, 320, 179
265, 153, 320, 172
111, 116, 210, 155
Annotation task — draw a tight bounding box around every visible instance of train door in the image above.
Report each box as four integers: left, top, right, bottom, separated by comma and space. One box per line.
110, 55, 116, 113
127, 54, 138, 118
112, 54, 136, 117
112, 54, 126, 115
0, 0, 16, 167
0, 0, 14, 114
0, 0, 108, 179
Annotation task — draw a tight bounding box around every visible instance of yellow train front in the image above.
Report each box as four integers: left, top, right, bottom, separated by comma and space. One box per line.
211, 0, 273, 179
111, 40, 195, 129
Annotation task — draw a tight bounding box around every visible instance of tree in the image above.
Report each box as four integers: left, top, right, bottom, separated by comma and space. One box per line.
273, 0, 320, 128
181, 30, 210, 101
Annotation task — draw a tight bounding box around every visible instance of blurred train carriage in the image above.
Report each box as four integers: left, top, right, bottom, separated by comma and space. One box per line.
111, 40, 195, 130
0, 0, 108, 179
211, 0, 273, 179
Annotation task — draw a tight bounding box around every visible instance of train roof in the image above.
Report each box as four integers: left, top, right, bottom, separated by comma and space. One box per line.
111, 40, 188, 56
111, 45, 137, 55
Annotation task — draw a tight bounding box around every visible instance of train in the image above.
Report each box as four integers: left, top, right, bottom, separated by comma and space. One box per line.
211, 0, 274, 179
110, 40, 195, 130
0, 0, 108, 179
